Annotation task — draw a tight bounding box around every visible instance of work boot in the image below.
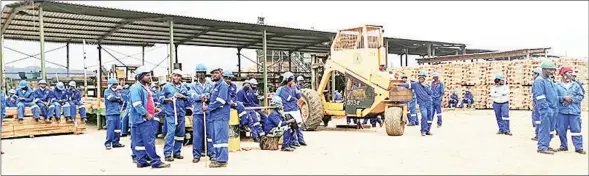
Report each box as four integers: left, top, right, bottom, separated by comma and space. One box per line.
496, 131, 503, 134
209, 157, 216, 162
44, 119, 51, 123
121, 134, 128, 137
153, 162, 171, 169
504, 132, 513, 136
113, 144, 125, 148
575, 149, 587, 155
281, 147, 294, 152
165, 156, 174, 162
192, 158, 200, 163
537, 150, 555, 155
173, 155, 184, 160
407, 124, 415, 126
421, 133, 426, 136
137, 163, 150, 168
299, 142, 307, 146
132, 159, 137, 164
531, 136, 538, 141
437, 125, 442, 128
105, 146, 112, 150
2, 151, 4, 154
557, 148, 568, 152
426, 132, 433, 136
548, 148, 558, 152
292, 143, 300, 147
209, 162, 227, 168
34, 118, 39, 122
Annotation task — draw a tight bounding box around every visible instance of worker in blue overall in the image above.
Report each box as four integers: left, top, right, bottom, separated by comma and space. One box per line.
121, 84, 131, 137
204, 68, 231, 168
278, 72, 307, 146
150, 83, 164, 136
531, 67, 542, 141
491, 74, 512, 136
571, 73, 585, 95
0, 89, 4, 154
237, 80, 266, 141
400, 75, 419, 126
448, 90, 459, 108
51, 82, 69, 122
189, 64, 215, 163
16, 80, 40, 122
430, 72, 445, 128
160, 69, 189, 161
6, 89, 17, 107
533, 61, 559, 155
554, 67, 586, 155
399, 71, 434, 136
263, 96, 297, 152
33, 80, 55, 122
296, 76, 305, 90
104, 78, 125, 150
129, 66, 170, 168
224, 71, 237, 103
459, 89, 474, 108
247, 78, 268, 123
66, 81, 87, 123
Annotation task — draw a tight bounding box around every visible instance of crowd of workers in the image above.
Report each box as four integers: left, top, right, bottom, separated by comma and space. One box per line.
101, 63, 308, 168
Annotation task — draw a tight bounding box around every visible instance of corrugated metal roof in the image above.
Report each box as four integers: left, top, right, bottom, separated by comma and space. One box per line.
1, 0, 493, 55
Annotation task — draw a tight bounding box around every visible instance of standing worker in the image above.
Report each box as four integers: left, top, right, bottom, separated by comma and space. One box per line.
430, 72, 445, 128
224, 71, 237, 103
531, 67, 542, 141
160, 69, 189, 161
129, 66, 170, 168
401, 75, 418, 126
203, 68, 231, 168
491, 74, 512, 136
399, 71, 434, 136
16, 80, 40, 123
277, 72, 307, 146
554, 67, 586, 154
0, 88, 4, 154
189, 64, 215, 163
104, 78, 125, 150
66, 81, 87, 123
533, 61, 559, 155
33, 80, 54, 122
121, 84, 131, 137
51, 82, 69, 122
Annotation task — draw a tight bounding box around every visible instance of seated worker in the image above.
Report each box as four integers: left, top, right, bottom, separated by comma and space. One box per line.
448, 90, 459, 108
104, 78, 125, 150
51, 82, 70, 122
459, 89, 474, 108
263, 96, 297, 152
236, 80, 265, 142
33, 80, 55, 122
6, 89, 17, 107
16, 80, 40, 122
66, 81, 87, 122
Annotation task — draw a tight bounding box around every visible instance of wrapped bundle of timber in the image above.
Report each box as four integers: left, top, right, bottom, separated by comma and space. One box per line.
471, 85, 489, 109
2, 107, 86, 139
486, 62, 508, 85
507, 60, 535, 85
466, 62, 487, 85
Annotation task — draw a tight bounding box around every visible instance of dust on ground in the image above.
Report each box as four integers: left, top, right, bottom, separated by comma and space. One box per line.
1, 110, 588, 175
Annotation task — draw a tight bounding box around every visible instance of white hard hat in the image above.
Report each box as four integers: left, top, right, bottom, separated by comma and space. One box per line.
172, 69, 183, 77
249, 78, 258, 85
297, 76, 304, 81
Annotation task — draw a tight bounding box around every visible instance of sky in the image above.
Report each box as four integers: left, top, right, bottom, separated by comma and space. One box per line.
2, 1, 588, 76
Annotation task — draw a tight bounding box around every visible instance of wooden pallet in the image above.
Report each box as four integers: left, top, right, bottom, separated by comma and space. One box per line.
2, 107, 86, 139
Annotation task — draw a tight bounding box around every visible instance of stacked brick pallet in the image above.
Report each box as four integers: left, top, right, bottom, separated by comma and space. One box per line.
391, 58, 588, 110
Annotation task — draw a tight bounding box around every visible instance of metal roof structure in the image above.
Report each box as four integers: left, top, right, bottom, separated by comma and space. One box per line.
1, 0, 492, 56
416, 48, 551, 64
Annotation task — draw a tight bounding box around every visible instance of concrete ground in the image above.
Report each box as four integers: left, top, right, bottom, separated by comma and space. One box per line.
1, 110, 588, 175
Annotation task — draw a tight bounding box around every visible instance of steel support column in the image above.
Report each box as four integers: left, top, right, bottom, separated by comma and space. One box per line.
288, 51, 292, 72
97, 44, 103, 129
168, 20, 175, 74
237, 48, 242, 77
262, 30, 268, 106
142, 46, 145, 65
175, 45, 179, 64
39, 6, 47, 80
66, 43, 70, 77
404, 49, 409, 67
399, 54, 403, 66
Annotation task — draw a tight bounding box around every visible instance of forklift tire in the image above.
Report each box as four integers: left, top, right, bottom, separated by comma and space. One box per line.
299, 89, 325, 131
384, 107, 405, 136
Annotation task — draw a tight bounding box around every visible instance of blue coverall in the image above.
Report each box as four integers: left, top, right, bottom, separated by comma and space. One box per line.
406, 84, 419, 126
531, 102, 540, 139
121, 88, 131, 136
51, 89, 70, 120
400, 82, 434, 134
431, 81, 445, 127
533, 76, 559, 152
209, 78, 231, 163
104, 88, 123, 148
67, 88, 87, 120
460, 91, 474, 108
263, 110, 292, 149
574, 80, 585, 95
228, 82, 237, 104
278, 85, 305, 145
448, 93, 458, 108
1, 90, 5, 119
34, 87, 55, 120
189, 80, 215, 160
555, 81, 584, 151
491, 85, 511, 133
160, 82, 190, 158
237, 87, 266, 139
16, 87, 40, 120
6, 93, 17, 107
129, 83, 163, 168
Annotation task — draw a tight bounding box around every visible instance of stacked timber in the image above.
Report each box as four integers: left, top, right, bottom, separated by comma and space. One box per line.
2, 107, 86, 139
391, 58, 588, 110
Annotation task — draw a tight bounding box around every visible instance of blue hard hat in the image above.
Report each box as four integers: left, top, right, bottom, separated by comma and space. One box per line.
271, 96, 283, 106
8, 89, 16, 94
195, 64, 207, 72
38, 80, 47, 85
135, 66, 151, 80
56, 82, 65, 90
68, 81, 76, 87
107, 78, 118, 87
223, 70, 234, 78
495, 74, 505, 80
18, 80, 28, 89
